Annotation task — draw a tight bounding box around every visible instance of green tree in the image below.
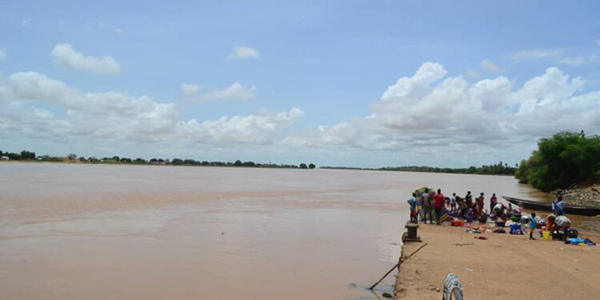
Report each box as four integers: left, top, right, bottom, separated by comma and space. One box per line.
184, 159, 197, 165
7, 152, 21, 160
515, 132, 600, 191
309, 163, 316, 169
20, 150, 36, 160
299, 163, 308, 169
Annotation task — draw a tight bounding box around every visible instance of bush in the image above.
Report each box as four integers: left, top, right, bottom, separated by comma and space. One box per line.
515, 131, 600, 191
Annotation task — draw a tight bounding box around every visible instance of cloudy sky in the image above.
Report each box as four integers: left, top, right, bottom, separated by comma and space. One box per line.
1, 1, 600, 167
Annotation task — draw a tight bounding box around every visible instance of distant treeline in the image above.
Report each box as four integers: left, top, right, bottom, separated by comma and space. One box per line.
515, 131, 600, 192
322, 162, 517, 175
0, 150, 37, 160
0, 150, 316, 169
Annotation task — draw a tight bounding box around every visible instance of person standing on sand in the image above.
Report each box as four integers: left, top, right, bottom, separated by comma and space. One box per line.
490, 193, 498, 214
552, 195, 565, 216
422, 189, 432, 224
547, 214, 556, 234
429, 190, 437, 223
456, 195, 467, 218
434, 189, 445, 225
450, 193, 457, 213
476, 192, 485, 217
408, 193, 417, 223
529, 212, 538, 240
465, 191, 473, 210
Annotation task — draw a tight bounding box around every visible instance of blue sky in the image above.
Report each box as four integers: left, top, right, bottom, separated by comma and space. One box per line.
1, 0, 600, 167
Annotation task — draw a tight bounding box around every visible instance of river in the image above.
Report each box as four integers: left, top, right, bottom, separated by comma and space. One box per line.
0, 162, 588, 299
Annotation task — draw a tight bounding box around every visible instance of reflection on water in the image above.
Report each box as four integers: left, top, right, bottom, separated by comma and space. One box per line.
0, 163, 589, 299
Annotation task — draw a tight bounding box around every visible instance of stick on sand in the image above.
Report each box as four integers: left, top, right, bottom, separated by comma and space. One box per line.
368, 243, 428, 290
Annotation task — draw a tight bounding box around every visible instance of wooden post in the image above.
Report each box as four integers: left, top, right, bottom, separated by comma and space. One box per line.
369, 243, 428, 290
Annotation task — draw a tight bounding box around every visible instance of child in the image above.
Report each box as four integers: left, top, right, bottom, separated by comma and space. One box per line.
407, 193, 417, 223
529, 213, 537, 240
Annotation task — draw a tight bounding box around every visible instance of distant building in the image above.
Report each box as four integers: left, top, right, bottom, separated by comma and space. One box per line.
1, 156, 9, 161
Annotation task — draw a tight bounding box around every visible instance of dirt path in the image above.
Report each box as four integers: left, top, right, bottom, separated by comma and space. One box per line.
394, 224, 600, 299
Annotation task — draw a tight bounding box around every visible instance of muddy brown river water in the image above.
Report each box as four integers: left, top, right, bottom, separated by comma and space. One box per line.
0, 163, 594, 299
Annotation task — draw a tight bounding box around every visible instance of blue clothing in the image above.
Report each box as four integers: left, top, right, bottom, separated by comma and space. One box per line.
408, 196, 416, 210
552, 199, 565, 216
530, 217, 537, 230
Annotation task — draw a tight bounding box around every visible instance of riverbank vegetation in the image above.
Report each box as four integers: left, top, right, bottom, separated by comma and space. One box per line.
0, 150, 316, 169
322, 162, 516, 175
515, 131, 600, 192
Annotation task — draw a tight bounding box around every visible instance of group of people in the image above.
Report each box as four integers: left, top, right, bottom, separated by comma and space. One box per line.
408, 189, 504, 224
452, 191, 498, 220
407, 188, 446, 225
454, 191, 523, 222
407, 188, 574, 242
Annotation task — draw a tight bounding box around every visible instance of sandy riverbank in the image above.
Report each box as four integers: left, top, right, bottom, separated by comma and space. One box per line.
393, 224, 600, 299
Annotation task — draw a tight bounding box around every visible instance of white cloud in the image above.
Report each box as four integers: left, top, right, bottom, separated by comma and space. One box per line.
558, 56, 586, 66
181, 83, 200, 97
509, 48, 564, 62
181, 82, 256, 103
4, 59, 600, 167
228, 46, 259, 60
51, 43, 121, 74
0, 48, 6, 60
283, 62, 600, 158
179, 108, 304, 145
0, 71, 175, 141
0, 71, 300, 146
381, 62, 446, 102
510, 48, 595, 66
0, 103, 74, 138
480, 59, 504, 73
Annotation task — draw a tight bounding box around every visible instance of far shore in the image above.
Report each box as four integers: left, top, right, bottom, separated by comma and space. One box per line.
1, 159, 516, 176
0, 159, 315, 169
394, 224, 600, 299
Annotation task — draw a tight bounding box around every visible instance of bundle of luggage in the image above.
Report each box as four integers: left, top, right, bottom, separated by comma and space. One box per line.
564, 237, 596, 246
509, 223, 523, 235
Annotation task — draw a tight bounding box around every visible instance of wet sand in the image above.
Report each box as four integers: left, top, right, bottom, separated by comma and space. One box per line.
0, 162, 594, 299
394, 225, 600, 299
